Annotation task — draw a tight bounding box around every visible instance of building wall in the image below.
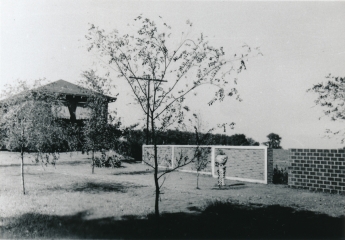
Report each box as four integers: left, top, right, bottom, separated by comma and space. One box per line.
288, 149, 345, 194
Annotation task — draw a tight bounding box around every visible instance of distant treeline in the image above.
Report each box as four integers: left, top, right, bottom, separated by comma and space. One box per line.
118, 129, 259, 160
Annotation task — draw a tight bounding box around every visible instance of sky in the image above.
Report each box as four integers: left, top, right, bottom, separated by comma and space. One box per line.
1, 0, 344, 149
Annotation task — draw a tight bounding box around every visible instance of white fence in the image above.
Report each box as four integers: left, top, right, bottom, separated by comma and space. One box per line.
142, 145, 268, 184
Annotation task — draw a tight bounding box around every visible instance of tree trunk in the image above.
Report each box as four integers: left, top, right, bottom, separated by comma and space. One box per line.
92, 150, 95, 174
197, 172, 200, 189
151, 110, 160, 218
146, 80, 150, 145
154, 169, 159, 217
21, 147, 25, 195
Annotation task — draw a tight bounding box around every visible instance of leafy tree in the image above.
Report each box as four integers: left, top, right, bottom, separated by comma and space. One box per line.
79, 70, 120, 173
120, 128, 260, 160
263, 133, 282, 149
247, 137, 260, 146
228, 134, 251, 146
0, 80, 76, 194
86, 15, 258, 217
115, 123, 144, 160
308, 74, 345, 144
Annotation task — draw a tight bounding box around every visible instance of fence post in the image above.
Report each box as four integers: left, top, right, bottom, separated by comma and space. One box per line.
142, 145, 145, 164
211, 146, 216, 178
266, 148, 273, 184
171, 146, 174, 169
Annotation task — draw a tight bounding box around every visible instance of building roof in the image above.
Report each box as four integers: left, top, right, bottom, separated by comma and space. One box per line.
37, 79, 117, 102
0, 79, 117, 106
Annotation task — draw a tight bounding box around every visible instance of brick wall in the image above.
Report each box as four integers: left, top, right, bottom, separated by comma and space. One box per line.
174, 147, 212, 173
216, 148, 267, 182
267, 149, 274, 184
273, 149, 290, 169
143, 145, 270, 184
143, 146, 172, 167
288, 149, 345, 194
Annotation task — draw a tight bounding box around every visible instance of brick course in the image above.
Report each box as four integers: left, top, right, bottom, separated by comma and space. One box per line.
143, 145, 271, 184
216, 148, 266, 181
174, 147, 212, 172
288, 149, 345, 194
143, 146, 172, 167
267, 149, 274, 184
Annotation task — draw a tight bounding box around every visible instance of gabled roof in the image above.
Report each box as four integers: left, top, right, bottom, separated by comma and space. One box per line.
37, 79, 117, 102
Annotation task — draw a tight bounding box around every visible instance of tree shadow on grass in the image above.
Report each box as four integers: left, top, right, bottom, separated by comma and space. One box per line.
112, 169, 166, 176
58, 160, 127, 168
0, 160, 89, 168
56, 160, 89, 166
211, 183, 248, 190
2, 201, 344, 239
0, 163, 39, 168
47, 181, 147, 194
121, 159, 142, 164
112, 170, 153, 176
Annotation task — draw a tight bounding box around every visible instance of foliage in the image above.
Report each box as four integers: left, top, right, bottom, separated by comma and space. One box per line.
0, 80, 77, 156
263, 133, 282, 149
272, 165, 288, 184
115, 124, 145, 161
187, 113, 213, 189
79, 70, 121, 173
121, 128, 259, 149
307, 74, 345, 144
86, 15, 259, 217
94, 150, 122, 168
247, 137, 260, 146
0, 79, 78, 194
118, 127, 261, 162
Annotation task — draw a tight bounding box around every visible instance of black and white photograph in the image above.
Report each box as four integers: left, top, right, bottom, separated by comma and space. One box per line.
0, 1, 344, 239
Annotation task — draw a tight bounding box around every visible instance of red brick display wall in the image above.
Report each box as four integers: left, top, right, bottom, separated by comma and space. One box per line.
288, 149, 345, 194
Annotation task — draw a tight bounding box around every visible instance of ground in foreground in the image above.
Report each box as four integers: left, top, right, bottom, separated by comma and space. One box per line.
0, 151, 344, 239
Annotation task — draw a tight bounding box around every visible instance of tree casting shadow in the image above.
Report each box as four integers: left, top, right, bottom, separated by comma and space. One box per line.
112, 169, 166, 176
0, 163, 39, 168
121, 159, 143, 164
47, 181, 147, 194
2, 201, 344, 239
211, 183, 248, 190
56, 160, 89, 166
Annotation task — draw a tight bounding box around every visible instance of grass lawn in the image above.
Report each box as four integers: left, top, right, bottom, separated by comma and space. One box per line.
0, 151, 344, 239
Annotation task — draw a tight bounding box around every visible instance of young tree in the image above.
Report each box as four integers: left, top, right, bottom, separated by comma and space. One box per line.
0, 80, 76, 194
263, 133, 282, 149
86, 15, 259, 217
187, 113, 214, 189
79, 70, 120, 173
308, 74, 345, 144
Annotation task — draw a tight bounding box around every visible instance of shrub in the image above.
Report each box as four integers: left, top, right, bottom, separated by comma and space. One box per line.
115, 140, 143, 161
93, 150, 121, 168
273, 165, 288, 184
